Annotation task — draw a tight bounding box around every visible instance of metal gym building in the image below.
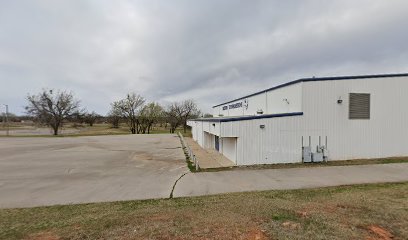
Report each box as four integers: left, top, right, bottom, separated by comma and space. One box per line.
187, 73, 408, 165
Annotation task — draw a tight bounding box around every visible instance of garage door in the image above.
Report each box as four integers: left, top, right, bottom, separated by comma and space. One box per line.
222, 137, 237, 163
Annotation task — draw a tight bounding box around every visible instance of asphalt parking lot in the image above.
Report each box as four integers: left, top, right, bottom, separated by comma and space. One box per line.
0, 134, 188, 208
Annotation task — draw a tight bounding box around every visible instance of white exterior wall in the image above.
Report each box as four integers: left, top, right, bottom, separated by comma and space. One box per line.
243, 94, 266, 115
301, 77, 408, 160
192, 76, 408, 165
187, 120, 220, 150
220, 76, 408, 165
221, 137, 237, 163
203, 132, 215, 149
188, 121, 203, 146
202, 121, 220, 136
214, 83, 302, 117
266, 83, 302, 114
221, 116, 303, 164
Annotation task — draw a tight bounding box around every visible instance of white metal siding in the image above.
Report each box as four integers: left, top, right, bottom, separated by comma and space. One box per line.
190, 121, 204, 146
222, 137, 237, 163
221, 116, 303, 165
244, 94, 266, 115
203, 132, 215, 149
202, 121, 220, 136
194, 76, 408, 165
302, 77, 408, 160
214, 82, 302, 117
266, 83, 302, 114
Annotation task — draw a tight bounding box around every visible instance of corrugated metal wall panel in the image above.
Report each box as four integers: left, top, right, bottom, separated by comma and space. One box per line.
220, 116, 304, 165
196, 76, 408, 165
302, 76, 408, 161
215, 83, 302, 117
201, 121, 220, 136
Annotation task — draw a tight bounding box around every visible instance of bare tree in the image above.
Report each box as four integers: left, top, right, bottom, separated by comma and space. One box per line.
139, 102, 164, 134
114, 93, 145, 134
70, 110, 85, 125
107, 102, 122, 128
84, 111, 100, 126
165, 100, 200, 133
25, 89, 80, 135
165, 102, 184, 133
180, 100, 200, 133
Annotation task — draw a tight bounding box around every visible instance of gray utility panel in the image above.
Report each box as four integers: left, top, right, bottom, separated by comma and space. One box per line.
312, 152, 323, 162
302, 136, 328, 163
302, 146, 312, 163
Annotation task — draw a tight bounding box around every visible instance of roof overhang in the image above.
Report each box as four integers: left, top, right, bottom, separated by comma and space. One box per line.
213, 73, 408, 108
190, 112, 303, 123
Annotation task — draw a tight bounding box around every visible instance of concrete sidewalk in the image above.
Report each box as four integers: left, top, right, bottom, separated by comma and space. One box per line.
173, 163, 408, 198
185, 137, 235, 169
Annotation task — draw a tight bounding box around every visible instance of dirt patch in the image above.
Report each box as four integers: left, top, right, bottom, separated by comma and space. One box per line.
366, 225, 394, 240
296, 210, 309, 218
245, 227, 269, 240
297, 203, 330, 217
282, 221, 300, 230
24, 231, 60, 240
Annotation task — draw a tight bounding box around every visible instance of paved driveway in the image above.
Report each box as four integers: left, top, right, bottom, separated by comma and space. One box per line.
0, 134, 188, 208
173, 163, 408, 198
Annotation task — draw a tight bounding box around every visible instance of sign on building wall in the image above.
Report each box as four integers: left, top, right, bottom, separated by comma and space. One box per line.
243, 99, 248, 110
222, 98, 249, 111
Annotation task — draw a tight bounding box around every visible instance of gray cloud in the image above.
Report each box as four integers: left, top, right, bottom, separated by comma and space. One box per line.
1, 0, 408, 115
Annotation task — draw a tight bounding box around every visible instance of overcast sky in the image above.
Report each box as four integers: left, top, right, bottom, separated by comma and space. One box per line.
1, 0, 408, 115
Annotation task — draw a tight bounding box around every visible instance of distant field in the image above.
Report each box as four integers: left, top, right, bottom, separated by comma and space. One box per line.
0, 122, 34, 130
0, 123, 191, 137
1, 182, 407, 239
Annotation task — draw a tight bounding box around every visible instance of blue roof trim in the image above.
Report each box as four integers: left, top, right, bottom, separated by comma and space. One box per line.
192, 112, 303, 123
213, 73, 408, 108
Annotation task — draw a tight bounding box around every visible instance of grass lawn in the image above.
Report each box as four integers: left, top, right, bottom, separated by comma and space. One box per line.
1, 182, 407, 240
201, 157, 408, 172
63, 124, 130, 136
0, 123, 191, 137
0, 123, 32, 130
63, 124, 191, 136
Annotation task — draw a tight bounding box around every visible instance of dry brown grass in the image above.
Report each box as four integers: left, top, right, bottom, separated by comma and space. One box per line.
1, 182, 407, 240
0, 123, 191, 137
202, 157, 408, 172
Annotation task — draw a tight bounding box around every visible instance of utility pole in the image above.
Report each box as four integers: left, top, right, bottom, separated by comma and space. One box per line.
1, 110, 4, 129
2, 104, 8, 136
5, 104, 9, 136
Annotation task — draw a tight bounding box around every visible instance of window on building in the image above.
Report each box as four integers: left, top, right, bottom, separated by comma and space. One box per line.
349, 93, 370, 119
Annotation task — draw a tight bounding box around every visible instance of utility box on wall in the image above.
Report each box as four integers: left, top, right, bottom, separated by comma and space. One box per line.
303, 146, 312, 163
312, 152, 323, 162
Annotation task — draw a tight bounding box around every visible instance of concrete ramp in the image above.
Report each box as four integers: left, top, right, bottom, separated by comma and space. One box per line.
185, 137, 235, 169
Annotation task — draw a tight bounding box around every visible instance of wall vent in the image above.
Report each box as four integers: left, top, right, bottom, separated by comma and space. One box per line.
349, 93, 370, 119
